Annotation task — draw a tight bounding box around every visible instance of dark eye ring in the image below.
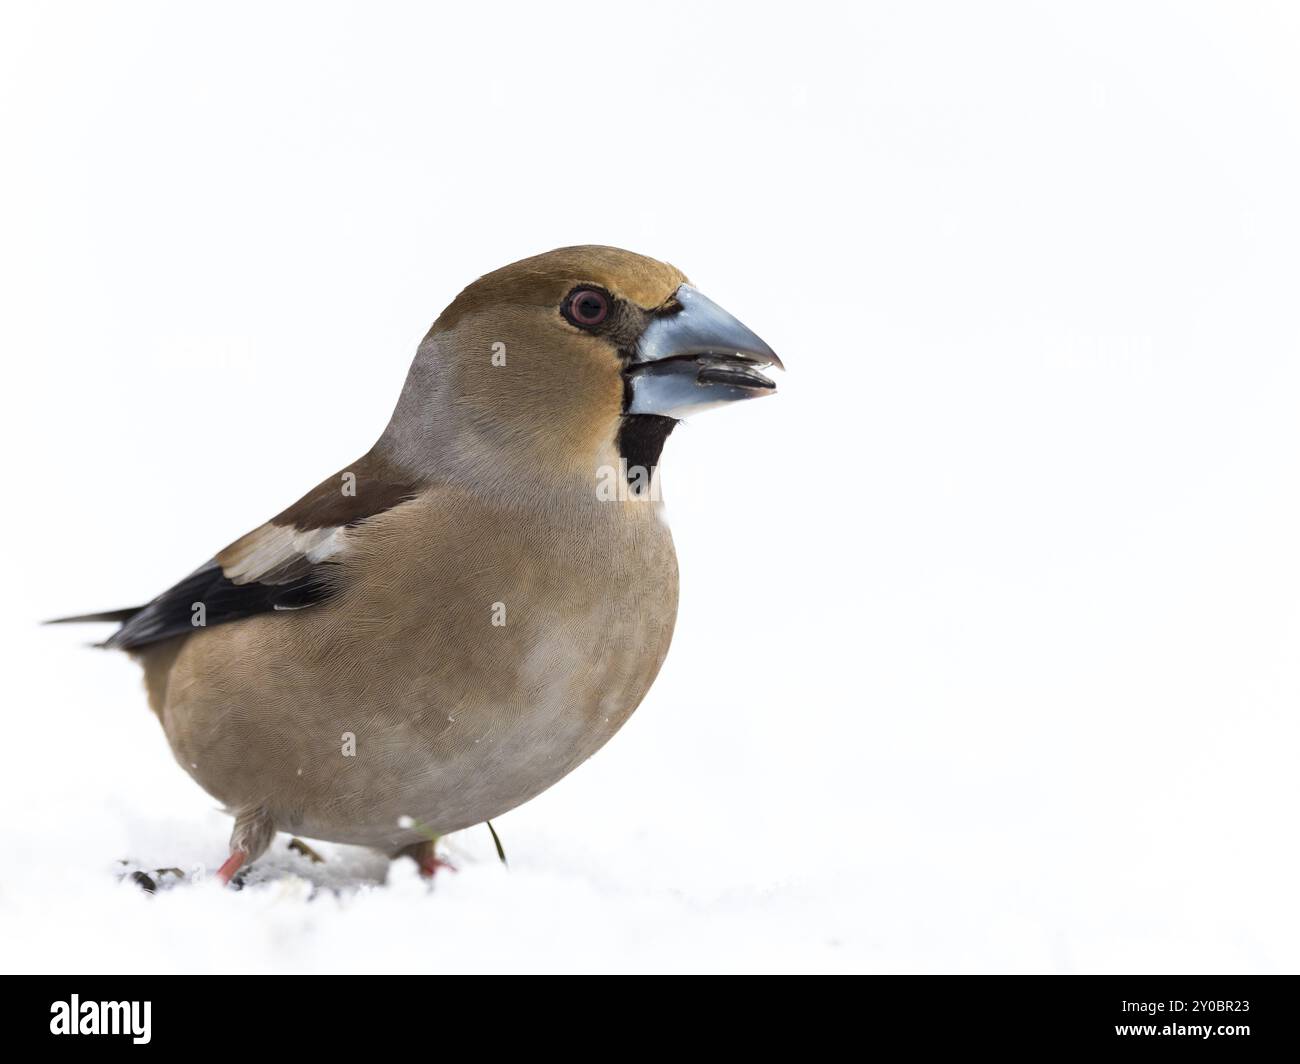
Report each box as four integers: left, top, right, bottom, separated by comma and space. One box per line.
564, 287, 609, 328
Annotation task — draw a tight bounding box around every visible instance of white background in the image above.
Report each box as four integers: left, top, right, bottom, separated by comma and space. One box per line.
3, 1, 1299, 973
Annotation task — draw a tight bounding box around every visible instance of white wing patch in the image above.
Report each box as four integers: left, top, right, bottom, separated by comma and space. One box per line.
217, 523, 349, 586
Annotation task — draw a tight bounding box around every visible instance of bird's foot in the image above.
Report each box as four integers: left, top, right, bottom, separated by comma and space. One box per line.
216, 849, 247, 887
418, 842, 460, 874
417, 850, 457, 879
288, 837, 326, 863
217, 804, 275, 888
400, 838, 457, 879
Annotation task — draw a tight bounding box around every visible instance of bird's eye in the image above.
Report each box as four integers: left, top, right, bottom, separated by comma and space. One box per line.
564, 288, 610, 328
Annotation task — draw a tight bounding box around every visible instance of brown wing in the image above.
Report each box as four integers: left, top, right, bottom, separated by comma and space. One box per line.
95, 450, 424, 650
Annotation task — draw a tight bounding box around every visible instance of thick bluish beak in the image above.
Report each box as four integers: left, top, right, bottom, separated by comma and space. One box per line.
625, 285, 784, 418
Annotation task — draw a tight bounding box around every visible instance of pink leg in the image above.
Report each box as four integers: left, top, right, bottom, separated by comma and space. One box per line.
400, 838, 456, 879
416, 848, 457, 879
216, 849, 247, 886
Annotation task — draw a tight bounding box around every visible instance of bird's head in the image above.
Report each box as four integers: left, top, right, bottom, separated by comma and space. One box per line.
381, 245, 782, 501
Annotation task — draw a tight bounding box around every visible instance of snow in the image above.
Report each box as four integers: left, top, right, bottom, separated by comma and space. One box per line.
6, 604, 1298, 973
4, 1, 1300, 973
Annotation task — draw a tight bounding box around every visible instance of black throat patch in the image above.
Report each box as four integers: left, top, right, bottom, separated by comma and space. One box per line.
616, 414, 677, 496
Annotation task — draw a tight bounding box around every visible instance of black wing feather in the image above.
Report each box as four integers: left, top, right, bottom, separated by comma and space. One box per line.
101, 561, 337, 651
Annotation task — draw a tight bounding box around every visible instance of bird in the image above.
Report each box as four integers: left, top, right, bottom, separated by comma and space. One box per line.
51, 245, 782, 884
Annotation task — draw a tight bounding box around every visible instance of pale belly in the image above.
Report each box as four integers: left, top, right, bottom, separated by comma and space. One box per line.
159, 504, 678, 854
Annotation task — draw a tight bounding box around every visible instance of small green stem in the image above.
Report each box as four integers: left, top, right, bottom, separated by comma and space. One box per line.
485, 820, 508, 867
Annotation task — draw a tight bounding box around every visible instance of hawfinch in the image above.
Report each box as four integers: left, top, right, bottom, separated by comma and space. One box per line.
54, 246, 782, 883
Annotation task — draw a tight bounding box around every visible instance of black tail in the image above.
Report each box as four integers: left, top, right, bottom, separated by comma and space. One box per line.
44, 606, 144, 626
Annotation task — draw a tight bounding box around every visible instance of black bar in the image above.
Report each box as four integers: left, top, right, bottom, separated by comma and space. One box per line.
3, 975, 1292, 1051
